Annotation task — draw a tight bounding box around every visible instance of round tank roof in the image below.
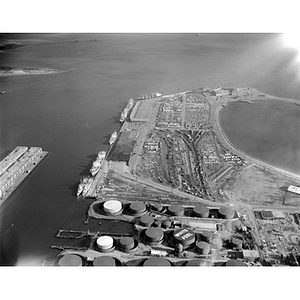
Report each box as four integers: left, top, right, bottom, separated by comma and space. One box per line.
129, 202, 147, 215
219, 206, 235, 219
162, 220, 172, 229
210, 238, 222, 250
196, 241, 210, 249
193, 205, 209, 217
167, 205, 184, 216
93, 256, 116, 266
173, 228, 195, 246
96, 236, 114, 250
145, 228, 164, 243
151, 203, 164, 212
225, 259, 247, 267
232, 238, 243, 246
143, 257, 171, 266
119, 237, 135, 250
186, 259, 208, 266
103, 200, 122, 215
140, 215, 154, 227
58, 254, 82, 266
201, 231, 212, 242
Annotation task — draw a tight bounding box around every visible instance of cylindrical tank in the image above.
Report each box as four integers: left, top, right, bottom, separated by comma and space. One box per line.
210, 238, 222, 250
193, 205, 209, 218
103, 200, 122, 215
58, 254, 82, 266
232, 238, 243, 250
186, 259, 209, 266
152, 220, 161, 227
144, 228, 164, 243
167, 205, 185, 216
129, 202, 147, 215
225, 259, 247, 267
96, 236, 114, 251
143, 257, 171, 266
93, 256, 116, 266
140, 215, 154, 227
173, 228, 196, 248
151, 203, 164, 212
196, 241, 210, 255
219, 206, 235, 219
200, 231, 212, 243
119, 237, 135, 251
161, 220, 172, 229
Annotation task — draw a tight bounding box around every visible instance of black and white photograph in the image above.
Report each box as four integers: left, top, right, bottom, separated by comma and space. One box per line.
0, 1, 299, 298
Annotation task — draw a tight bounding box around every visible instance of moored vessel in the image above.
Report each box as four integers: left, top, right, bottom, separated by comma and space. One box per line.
109, 131, 117, 145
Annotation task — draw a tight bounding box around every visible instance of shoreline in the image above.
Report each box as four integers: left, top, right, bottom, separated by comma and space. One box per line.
213, 93, 300, 182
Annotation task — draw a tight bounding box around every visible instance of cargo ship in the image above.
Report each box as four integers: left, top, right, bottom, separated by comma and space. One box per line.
120, 98, 134, 122
81, 177, 94, 197
77, 176, 92, 197
109, 131, 117, 145
90, 151, 106, 176
137, 92, 162, 100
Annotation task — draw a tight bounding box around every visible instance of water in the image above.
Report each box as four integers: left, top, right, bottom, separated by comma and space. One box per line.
0, 33, 300, 265
219, 99, 300, 175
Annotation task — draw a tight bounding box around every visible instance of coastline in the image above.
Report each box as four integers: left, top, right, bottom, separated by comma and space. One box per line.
0, 67, 63, 77
213, 96, 300, 182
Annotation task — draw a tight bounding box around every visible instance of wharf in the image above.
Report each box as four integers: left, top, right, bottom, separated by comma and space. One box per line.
0, 146, 48, 205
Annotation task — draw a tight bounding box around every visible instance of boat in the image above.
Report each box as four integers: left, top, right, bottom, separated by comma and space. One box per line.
120, 108, 129, 123
137, 92, 161, 100
109, 131, 117, 145
90, 151, 106, 176
77, 176, 90, 196
81, 177, 93, 197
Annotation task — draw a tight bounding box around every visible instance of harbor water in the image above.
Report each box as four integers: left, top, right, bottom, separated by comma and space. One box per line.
0, 33, 299, 265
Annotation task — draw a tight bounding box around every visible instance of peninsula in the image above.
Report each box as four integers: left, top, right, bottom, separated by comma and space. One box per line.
49, 87, 300, 267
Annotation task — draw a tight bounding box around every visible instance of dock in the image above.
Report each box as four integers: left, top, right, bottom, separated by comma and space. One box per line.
0, 146, 48, 205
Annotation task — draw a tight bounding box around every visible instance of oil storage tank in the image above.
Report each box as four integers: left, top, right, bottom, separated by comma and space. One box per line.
143, 257, 171, 266
219, 206, 235, 219
128, 202, 147, 216
200, 231, 212, 243
103, 200, 122, 215
119, 237, 137, 252
140, 215, 154, 227
96, 236, 115, 252
193, 205, 209, 218
232, 238, 243, 250
225, 259, 247, 267
143, 228, 164, 244
196, 241, 210, 255
167, 205, 185, 216
173, 228, 196, 249
58, 254, 83, 266
93, 256, 116, 266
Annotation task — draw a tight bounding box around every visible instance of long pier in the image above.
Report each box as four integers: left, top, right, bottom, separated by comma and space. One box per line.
0, 146, 48, 205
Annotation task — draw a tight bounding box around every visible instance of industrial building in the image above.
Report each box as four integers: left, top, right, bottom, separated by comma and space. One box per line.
287, 185, 300, 195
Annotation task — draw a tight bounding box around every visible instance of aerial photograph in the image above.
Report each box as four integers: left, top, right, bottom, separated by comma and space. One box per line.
1, 31, 300, 271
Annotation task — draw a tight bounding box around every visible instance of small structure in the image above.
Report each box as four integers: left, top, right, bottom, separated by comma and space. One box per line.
261, 210, 274, 220
287, 185, 300, 195
242, 250, 260, 262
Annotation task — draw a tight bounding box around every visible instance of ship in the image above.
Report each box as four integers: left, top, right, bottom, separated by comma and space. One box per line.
120, 108, 129, 123
77, 176, 90, 196
137, 92, 162, 100
90, 151, 106, 176
0, 91, 6, 95
109, 131, 117, 145
81, 177, 93, 197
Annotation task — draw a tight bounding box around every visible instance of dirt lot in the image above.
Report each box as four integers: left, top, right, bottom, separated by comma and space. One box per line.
226, 165, 300, 206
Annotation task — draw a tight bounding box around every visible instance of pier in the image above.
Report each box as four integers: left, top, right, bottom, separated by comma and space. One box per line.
0, 146, 48, 205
